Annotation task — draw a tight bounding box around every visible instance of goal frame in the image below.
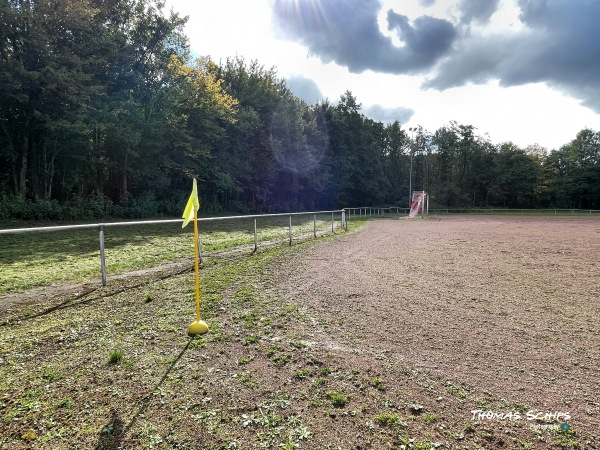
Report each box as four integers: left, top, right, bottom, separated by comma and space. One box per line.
407, 191, 428, 219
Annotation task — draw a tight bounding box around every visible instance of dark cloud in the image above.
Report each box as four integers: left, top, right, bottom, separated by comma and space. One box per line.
458, 0, 500, 24
419, 0, 437, 7
386, 11, 457, 67
285, 76, 324, 104
272, 0, 457, 74
422, 34, 515, 89
272, 0, 600, 114
362, 104, 415, 124
425, 0, 600, 112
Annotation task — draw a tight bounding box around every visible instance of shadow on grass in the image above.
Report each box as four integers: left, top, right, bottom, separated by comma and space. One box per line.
94, 338, 194, 450
0, 266, 191, 326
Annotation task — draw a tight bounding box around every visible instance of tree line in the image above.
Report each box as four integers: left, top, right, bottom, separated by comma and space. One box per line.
1, 0, 599, 220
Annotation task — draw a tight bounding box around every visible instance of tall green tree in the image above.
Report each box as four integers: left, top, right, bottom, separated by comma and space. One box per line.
541, 129, 600, 208
163, 55, 239, 208
88, 0, 188, 200
215, 57, 291, 211
0, 0, 101, 199
488, 143, 540, 208
383, 121, 409, 205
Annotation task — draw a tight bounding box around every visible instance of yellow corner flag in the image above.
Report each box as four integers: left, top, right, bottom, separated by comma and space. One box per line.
182, 178, 200, 228
183, 178, 209, 336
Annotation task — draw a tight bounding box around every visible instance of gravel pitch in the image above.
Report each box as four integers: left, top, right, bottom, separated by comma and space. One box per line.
277, 215, 600, 441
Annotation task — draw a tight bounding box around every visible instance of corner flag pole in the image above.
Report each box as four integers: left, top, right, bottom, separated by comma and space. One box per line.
183, 178, 209, 336
193, 208, 201, 322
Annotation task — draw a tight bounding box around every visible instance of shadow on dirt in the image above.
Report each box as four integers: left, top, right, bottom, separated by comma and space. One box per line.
94, 411, 125, 450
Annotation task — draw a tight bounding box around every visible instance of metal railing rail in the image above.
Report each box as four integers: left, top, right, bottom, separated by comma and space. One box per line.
429, 208, 600, 215
345, 206, 408, 217
0, 210, 347, 287
8, 204, 593, 289
344, 206, 600, 216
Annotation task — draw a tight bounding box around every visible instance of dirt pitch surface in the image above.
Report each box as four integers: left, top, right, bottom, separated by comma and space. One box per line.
277, 216, 600, 447
1, 215, 599, 449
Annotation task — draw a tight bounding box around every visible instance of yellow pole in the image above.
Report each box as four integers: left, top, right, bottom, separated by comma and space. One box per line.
193, 209, 200, 322
188, 207, 208, 336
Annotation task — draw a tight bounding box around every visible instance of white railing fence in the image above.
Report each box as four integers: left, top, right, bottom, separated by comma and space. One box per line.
0, 210, 347, 286
428, 208, 600, 215
345, 207, 408, 217
4, 206, 595, 288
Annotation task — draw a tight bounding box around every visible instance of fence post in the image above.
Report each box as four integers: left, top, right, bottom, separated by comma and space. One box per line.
98, 225, 107, 287
331, 212, 334, 232
253, 218, 258, 252
289, 214, 292, 245
342, 209, 346, 230
313, 214, 317, 238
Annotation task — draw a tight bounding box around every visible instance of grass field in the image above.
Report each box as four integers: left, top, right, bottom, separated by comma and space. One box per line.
1, 214, 598, 449
0, 213, 345, 294
0, 216, 369, 449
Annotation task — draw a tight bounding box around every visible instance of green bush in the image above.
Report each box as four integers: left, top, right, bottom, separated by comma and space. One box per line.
0, 192, 173, 222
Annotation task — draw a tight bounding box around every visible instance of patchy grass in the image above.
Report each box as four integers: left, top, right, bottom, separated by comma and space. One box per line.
108, 348, 124, 364
370, 376, 386, 391
0, 218, 373, 448
552, 426, 579, 448
326, 390, 349, 408
374, 412, 402, 427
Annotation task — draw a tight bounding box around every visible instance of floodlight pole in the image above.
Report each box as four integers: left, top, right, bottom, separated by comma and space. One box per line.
409, 152, 413, 206
409, 127, 415, 208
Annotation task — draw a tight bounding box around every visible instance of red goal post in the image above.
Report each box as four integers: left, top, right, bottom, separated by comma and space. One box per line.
407, 191, 428, 218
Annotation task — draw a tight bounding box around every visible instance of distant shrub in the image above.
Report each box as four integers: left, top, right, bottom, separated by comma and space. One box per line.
0, 195, 63, 220
65, 194, 115, 220
118, 193, 160, 218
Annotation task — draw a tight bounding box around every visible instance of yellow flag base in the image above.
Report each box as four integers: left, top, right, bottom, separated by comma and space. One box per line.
188, 320, 209, 336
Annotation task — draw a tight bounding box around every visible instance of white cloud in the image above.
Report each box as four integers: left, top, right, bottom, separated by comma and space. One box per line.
165, 0, 600, 150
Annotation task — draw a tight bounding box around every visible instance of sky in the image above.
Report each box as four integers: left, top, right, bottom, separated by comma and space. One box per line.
164, 0, 600, 151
